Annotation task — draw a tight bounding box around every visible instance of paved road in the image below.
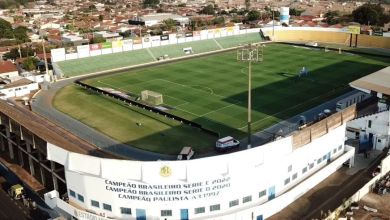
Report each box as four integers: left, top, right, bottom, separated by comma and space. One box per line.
32, 73, 359, 160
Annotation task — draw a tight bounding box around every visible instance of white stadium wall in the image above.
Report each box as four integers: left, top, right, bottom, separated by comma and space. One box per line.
51, 27, 355, 63
46, 123, 354, 220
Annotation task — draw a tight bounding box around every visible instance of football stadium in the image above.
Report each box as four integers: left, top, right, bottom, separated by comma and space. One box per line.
0, 25, 390, 220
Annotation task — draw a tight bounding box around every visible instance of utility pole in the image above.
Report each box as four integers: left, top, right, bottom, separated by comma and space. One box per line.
41, 38, 52, 82
237, 44, 263, 149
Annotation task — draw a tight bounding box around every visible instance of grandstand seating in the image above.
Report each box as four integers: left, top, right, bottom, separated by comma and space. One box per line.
57, 33, 263, 77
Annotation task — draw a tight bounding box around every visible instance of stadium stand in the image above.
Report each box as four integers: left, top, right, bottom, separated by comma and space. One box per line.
57, 33, 263, 77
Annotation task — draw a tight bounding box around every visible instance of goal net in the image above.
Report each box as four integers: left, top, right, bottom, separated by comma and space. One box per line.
141, 90, 163, 105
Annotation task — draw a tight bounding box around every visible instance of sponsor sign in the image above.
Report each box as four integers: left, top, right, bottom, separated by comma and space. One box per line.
193, 31, 200, 36
133, 37, 142, 44
73, 209, 108, 220
176, 33, 184, 38
160, 35, 169, 41
143, 37, 150, 43
101, 42, 112, 49
227, 27, 234, 32
65, 46, 76, 54
185, 32, 193, 37
89, 44, 101, 51
343, 25, 361, 35
112, 40, 123, 48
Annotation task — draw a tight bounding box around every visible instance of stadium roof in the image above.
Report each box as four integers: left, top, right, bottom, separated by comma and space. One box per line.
350, 66, 390, 96
0, 100, 119, 159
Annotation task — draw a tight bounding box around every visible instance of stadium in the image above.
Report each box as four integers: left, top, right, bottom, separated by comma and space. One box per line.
0, 25, 389, 220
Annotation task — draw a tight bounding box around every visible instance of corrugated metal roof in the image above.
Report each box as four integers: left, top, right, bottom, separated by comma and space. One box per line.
350, 66, 390, 96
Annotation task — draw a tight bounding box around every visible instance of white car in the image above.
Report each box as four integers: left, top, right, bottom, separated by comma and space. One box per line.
215, 136, 240, 152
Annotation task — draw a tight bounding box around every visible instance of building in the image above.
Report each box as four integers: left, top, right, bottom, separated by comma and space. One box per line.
0, 76, 39, 99
0, 61, 19, 79
129, 13, 190, 27
347, 66, 390, 151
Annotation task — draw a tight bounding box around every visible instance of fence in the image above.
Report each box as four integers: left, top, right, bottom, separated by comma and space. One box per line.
292, 105, 356, 149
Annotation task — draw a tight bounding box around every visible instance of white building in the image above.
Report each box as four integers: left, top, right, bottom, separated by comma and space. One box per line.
347, 66, 390, 151
0, 77, 39, 99
131, 13, 190, 27
0, 61, 19, 79
45, 107, 356, 220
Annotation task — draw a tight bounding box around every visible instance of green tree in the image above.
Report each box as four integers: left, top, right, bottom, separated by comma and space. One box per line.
0, 18, 13, 39
22, 56, 39, 71
246, 10, 261, 21
90, 36, 106, 44
143, 0, 159, 8
200, 5, 215, 15
352, 3, 390, 26
324, 11, 340, 25
162, 19, 177, 31
212, 16, 225, 25
98, 14, 104, 21
13, 26, 30, 43
290, 8, 304, 16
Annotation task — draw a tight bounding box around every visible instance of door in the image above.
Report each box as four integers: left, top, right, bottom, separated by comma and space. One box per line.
268, 186, 275, 200
136, 209, 146, 220
327, 152, 331, 163
180, 209, 189, 220
257, 215, 263, 220
368, 133, 374, 149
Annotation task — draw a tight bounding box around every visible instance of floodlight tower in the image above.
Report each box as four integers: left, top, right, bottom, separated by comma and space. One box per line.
237, 44, 263, 149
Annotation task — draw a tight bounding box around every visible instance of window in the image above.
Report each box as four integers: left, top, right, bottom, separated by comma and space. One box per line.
103, 203, 112, 211
317, 158, 322, 164
333, 148, 337, 154
323, 155, 327, 161
259, 190, 266, 198
309, 163, 314, 169
229, 199, 239, 207
210, 204, 220, 212
243, 196, 252, 203
8, 89, 13, 92
161, 210, 172, 216
194, 207, 205, 214
77, 194, 84, 203
288, 165, 292, 172
368, 120, 372, 128
338, 145, 342, 151
23, 86, 27, 89
302, 167, 307, 174
120, 207, 131, 215
292, 173, 298, 180
91, 200, 99, 208
284, 177, 290, 185
69, 190, 76, 198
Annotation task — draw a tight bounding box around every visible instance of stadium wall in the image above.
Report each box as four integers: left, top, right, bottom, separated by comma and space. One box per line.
44, 108, 356, 220
262, 27, 390, 49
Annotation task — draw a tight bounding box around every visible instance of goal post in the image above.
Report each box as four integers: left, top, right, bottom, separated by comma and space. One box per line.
141, 90, 163, 105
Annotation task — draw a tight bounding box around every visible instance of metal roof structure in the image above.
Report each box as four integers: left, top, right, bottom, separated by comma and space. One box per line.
350, 66, 390, 96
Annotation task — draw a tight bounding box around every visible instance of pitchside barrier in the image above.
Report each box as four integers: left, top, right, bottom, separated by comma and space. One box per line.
279, 42, 390, 59
292, 105, 357, 149
74, 80, 219, 137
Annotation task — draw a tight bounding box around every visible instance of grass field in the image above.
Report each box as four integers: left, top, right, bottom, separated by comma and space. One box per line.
55, 43, 390, 154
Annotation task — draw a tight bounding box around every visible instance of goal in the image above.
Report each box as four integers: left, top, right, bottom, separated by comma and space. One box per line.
141, 90, 163, 105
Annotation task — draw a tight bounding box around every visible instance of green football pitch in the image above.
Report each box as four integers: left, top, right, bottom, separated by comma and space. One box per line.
55, 43, 390, 154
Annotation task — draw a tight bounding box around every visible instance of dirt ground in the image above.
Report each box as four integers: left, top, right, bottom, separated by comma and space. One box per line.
348, 193, 390, 220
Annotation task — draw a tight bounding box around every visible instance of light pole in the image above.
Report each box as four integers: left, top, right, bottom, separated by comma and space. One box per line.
237, 44, 263, 149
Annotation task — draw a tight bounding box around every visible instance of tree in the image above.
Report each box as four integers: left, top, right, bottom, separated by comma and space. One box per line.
162, 19, 177, 31
88, 4, 97, 11
98, 14, 104, 21
324, 11, 340, 25
200, 5, 215, 15
0, 18, 13, 39
143, 0, 159, 8
13, 26, 30, 43
212, 16, 225, 25
290, 8, 304, 16
352, 3, 390, 26
246, 10, 261, 21
22, 57, 39, 71
90, 36, 106, 44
